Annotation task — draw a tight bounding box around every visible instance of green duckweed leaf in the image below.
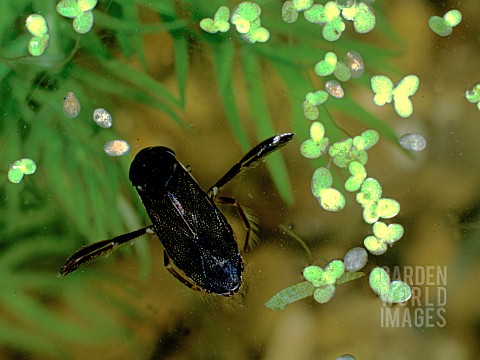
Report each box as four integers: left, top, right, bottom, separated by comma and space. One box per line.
352, 2, 376, 34
313, 284, 336, 303
345, 161, 366, 192
282, 1, 299, 23
369, 267, 411, 303
25, 15, 49, 56
311, 167, 333, 196
314, 52, 338, 76
465, 84, 480, 103
318, 188, 346, 212
56, 0, 97, 34
306, 90, 329, 106
293, 0, 314, 12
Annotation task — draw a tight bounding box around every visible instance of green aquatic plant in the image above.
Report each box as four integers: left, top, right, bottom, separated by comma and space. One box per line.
265, 124, 409, 307
369, 267, 411, 303
465, 83, 480, 110
1, 0, 417, 356
25, 14, 50, 56
265, 228, 411, 310
265, 248, 366, 310
364, 221, 404, 255
199, 6, 230, 34
300, 121, 329, 158
429, 9, 462, 37
264, 0, 420, 309
200, 2, 270, 43
371, 74, 420, 118
0, 0, 194, 357
7, 158, 37, 184
56, 0, 98, 34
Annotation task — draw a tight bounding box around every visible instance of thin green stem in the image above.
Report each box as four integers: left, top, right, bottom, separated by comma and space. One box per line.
278, 224, 313, 265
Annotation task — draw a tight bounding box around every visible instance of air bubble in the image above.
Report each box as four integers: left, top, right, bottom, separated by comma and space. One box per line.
325, 80, 344, 98
345, 50, 364, 78
104, 140, 130, 156
62, 92, 81, 118
93, 108, 112, 128
399, 133, 426, 152
336, 355, 356, 360
336, 0, 355, 8
344, 247, 368, 272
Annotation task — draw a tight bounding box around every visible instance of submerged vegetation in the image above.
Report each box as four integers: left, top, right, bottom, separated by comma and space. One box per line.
0, 0, 475, 358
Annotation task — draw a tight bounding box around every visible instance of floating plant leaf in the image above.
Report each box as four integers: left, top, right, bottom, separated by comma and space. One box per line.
429, 9, 462, 36
302, 101, 319, 120
305, 90, 329, 106
318, 188, 346, 212
333, 61, 351, 82
392, 75, 419, 118
314, 52, 338, 77
364, 221, 403, 255
303, 260, 345, 287
8, 158, 37, 184
353, 130, 379, 151
300, 122, 329, 159
465, 84, 480, 110
56, 0, 97, 34
329, 137, 370, 168
371, 75, 419, 118
311, 167, 333, 196
352, 2, 376, 34
303, 265, 324, 286
345, 161, 366, 192
371, 75, 393, 106
292, 0, 314, 12
369, 267, 411, 303
281, 1, 299, 23
25, 14, 49, 56
200, 6, 230, 34
323, 17, 346, 41
313, 284, 336, 303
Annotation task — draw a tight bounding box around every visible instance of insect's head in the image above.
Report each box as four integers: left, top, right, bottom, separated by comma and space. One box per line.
129, 146, 178, 191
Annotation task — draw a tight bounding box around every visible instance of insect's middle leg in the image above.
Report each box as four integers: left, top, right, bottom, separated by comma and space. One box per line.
214, 196, 257, 253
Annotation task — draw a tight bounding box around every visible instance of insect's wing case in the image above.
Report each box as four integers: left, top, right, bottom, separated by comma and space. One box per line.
130, 147, 243, 295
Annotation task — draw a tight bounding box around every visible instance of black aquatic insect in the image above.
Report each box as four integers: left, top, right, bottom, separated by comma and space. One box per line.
60, 133, 294, 296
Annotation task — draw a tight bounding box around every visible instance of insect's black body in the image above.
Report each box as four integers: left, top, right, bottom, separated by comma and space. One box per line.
130, 147, 242, 295
60, 133, 294, 296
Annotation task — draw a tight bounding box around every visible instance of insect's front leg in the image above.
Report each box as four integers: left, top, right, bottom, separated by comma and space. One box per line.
207, 133, 294, 199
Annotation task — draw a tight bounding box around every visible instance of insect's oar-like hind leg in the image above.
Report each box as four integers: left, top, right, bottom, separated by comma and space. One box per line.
59, 226, 153, 276
215, 196, 258, 253
207, 133, 295, 199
